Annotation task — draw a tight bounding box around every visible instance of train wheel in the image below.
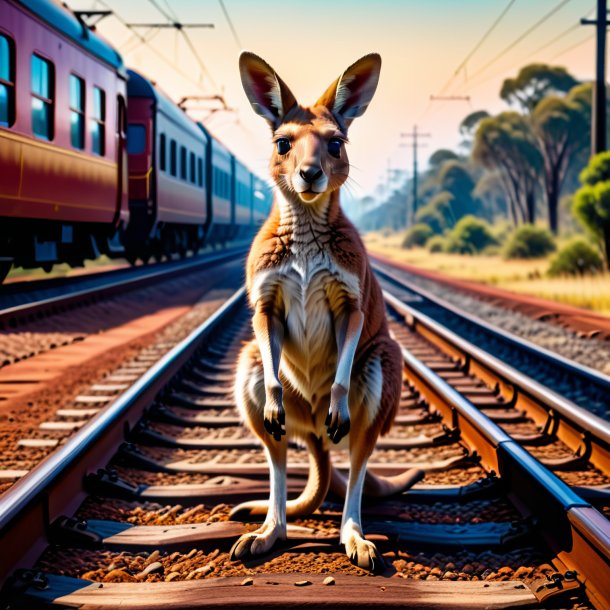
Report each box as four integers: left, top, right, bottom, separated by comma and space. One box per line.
0, 260, 12, 284
124, 248, 138, 266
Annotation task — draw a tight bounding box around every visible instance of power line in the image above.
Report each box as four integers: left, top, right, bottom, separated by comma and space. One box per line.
458, 3, 596, 93
144, 0, 219, 91
423, 0, 517, 122
458, 20, 587, 95
442, 0, 518, 95
218, 0, 243, 49
550, 31, 595, 59
464, 0, 574, 85
181, 29, 220, 91
92, 0, 214, 95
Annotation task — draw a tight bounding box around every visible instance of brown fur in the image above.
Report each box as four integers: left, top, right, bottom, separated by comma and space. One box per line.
230, 51, 422, 572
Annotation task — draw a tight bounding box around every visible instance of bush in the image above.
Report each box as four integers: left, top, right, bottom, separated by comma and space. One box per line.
402, 224, 433, 248
427, 235, 446, 252
504, 224, 556, 259
415, 191, 455, 234
548, 239, 603, 276
445, 215, 497, 254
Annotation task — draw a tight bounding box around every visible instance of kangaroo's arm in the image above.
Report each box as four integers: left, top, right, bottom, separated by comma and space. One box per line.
252, 294, 286, 441
326, 297, 364, 443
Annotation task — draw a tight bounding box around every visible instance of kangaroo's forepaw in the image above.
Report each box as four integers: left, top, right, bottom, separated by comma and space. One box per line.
344, 534, 385, 573
230, 523, 284, 561
263, 387, 286, 442
325, 385, 350, 444
325, 408, 350, 444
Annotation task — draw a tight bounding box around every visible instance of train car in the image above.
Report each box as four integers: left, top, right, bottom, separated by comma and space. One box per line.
233, 157, 253, 236
207, 132, 234, 245
252, 175, 273, 225
125, 69, 208, 261
0, 0, 128, 279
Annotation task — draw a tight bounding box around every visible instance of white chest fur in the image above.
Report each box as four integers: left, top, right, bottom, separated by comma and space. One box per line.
250, 196, 361, 404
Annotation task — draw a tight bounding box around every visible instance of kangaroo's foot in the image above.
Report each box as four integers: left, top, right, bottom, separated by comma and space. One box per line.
230, 521, 286, 560
341, 521, 384, 573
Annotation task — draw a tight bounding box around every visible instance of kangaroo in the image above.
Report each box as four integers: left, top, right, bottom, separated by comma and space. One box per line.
230, 51, 423, 572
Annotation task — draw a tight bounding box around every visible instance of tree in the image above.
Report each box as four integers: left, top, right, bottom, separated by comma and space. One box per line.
500, 64, 578, 112
428, 149, 459, 169
473, 171, 507, 221
460, 110, 491, 137
573, 151, 610, 269
415, 191, 455, 234
437, 160, 477, 219
472, 112, 542, 225
532, 84, 590, 233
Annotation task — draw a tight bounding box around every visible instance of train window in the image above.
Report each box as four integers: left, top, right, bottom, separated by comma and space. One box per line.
31, 54, 54, 139
189, 152, 196, 184
159, 133, 166, 171
180, 146, 187, 180
127, 124, 146, 154
69, 74, 85, 149
170, 139, 177, 176
197, 157, 203, 187
0, 35, 15, 127
91, 86, 105, 155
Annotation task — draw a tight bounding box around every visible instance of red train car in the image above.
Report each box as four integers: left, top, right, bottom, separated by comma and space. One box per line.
124, 69, 208, 261
0, 0, 128, 278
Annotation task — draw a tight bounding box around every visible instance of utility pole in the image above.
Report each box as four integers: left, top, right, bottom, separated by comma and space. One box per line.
401, 125, 431, 227
582, 0, 608, 155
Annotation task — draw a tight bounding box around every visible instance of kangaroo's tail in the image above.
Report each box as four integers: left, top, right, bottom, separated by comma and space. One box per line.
229, 434, 331, 520
329, 465, 424, 498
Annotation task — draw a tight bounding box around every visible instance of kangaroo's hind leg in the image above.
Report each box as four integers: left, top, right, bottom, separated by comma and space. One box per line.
341, 339, 402, 572
230, 340, 288, 559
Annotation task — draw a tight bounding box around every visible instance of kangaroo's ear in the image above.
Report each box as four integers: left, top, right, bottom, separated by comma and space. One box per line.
315, 53, 381, 129
239, 51, 297, 129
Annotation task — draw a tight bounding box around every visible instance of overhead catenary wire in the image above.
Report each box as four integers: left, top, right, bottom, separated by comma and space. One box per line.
419, 0, 517, 123
462, 0, 575, 86
550, 32, 595, 60
145, 0, 220, 92
90, 0, 213, 95
454, 4, 596, 95
438, 0, 518, 96
218, 0, 243, 49
456, 21, 589, 95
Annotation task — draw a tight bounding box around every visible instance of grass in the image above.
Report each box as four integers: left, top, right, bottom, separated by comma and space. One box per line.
5, 255, 127, 283
364, 231, 610, 315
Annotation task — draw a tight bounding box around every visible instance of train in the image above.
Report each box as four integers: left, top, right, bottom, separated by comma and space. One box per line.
0, 0, 272, 281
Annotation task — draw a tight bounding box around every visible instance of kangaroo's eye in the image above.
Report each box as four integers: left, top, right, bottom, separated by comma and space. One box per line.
328, 138, 342, 158
276, 138, 291, 155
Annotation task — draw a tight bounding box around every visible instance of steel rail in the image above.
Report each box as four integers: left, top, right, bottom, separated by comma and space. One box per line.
373, 261, 610, 394
394, 313, 610, 608
0, 247, 248, 327
384, 290, 610, 473
0, 287, 246, 584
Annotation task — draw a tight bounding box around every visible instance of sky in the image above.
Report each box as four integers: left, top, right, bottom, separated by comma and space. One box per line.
69, 0, 599, 198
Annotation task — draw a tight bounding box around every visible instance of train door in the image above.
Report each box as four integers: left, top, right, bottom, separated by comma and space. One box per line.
115, 93, 128, 228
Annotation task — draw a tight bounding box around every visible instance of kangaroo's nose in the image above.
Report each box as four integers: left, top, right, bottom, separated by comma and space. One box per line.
299, 166, 323, 183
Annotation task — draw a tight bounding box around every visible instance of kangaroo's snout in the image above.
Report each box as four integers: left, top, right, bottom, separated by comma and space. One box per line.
299, 166, 323, 183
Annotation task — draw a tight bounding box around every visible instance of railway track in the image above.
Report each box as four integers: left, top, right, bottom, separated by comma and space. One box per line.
371, 253, 610, 342
0, 281, 608, 608
0, 246, 249, 329
372, 260, 610, 423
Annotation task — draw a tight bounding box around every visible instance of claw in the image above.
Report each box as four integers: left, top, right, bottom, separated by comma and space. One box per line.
327, 416, 350, 444
230, 535, 255, 561
264, 416, 286, 441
